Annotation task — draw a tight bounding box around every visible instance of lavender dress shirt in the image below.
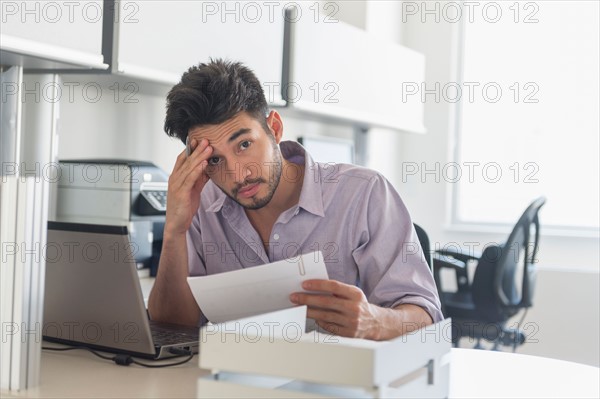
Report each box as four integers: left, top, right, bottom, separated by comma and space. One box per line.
186, 141, 443, 323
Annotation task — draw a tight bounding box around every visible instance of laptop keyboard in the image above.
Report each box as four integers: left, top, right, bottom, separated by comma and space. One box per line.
150, 322, 199, 346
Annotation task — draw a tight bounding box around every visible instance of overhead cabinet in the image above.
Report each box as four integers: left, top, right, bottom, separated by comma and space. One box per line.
0, 0, 107, 70
0, 1, 425, 132
284, 8, 426, 133
115, 1, 287, 105
114, 1, 426, 132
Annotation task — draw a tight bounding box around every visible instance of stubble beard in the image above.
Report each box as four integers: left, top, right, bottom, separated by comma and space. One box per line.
227, 140, 283, 210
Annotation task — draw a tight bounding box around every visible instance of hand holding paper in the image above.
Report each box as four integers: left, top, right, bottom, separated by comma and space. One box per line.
290, 279, 380, 340
187, 251, 329, 323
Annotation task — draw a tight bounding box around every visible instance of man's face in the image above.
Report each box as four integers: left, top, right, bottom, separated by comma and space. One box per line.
187, 112, 283, 210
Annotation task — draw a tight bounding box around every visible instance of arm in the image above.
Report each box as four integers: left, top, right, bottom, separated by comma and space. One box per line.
147, 139, 213, 326
351, 175, 443, 326
290, 280, 433, 340
148, 231, 200, 326
290, 175, 441, 339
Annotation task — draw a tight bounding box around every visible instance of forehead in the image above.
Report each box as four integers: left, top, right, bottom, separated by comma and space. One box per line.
188, 112, 262, 146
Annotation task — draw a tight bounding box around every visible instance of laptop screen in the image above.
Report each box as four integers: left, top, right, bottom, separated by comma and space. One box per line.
43, 222, 156, 356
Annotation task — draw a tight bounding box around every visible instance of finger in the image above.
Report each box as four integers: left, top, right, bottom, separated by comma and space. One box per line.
172, 148, 189, 172
171, 146, 213, 190
187, 142, 213, 169
193, 165, 210, 191
181, 160, 210, 192
173, 138, 208, 174
290, 293, 346, 312
306, 307, 347, 326
302, 279, 363, 300
188, 138, 210, 160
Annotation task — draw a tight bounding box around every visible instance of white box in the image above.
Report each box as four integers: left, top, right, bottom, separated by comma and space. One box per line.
197, 308, 451, 398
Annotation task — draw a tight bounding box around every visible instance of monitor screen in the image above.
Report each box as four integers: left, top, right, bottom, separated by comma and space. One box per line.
297, 136, 355, 165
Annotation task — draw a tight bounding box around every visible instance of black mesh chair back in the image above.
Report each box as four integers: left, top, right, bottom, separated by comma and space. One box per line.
433, 196, 546, 349
471, 197, 545, 322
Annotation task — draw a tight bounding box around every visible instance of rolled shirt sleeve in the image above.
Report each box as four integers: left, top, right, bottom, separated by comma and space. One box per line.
351, 174, 444, 323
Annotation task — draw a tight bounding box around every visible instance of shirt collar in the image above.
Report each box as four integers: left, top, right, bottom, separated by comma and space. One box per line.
281, 141, 325, 217
204, 140, 325, 217
204, 184, 228, 213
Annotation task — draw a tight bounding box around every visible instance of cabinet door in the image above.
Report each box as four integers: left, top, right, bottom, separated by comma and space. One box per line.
0, 0, 106, 69
116, 1, 286, 105
288, 13, 426, 133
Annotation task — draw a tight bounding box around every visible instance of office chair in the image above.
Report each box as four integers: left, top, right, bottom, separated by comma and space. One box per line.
432, 197, 546, 351
413, 223, 433, 271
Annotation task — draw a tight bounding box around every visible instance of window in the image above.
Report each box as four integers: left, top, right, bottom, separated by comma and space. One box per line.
453, 1, 599, 234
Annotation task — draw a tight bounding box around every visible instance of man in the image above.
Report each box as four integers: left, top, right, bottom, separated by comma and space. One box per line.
148, 59, 442, 340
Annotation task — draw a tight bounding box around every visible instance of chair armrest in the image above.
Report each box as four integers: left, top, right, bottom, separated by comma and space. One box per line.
433, 254, 470, 292
436, 248, 482, 263
433, 254, 467, 271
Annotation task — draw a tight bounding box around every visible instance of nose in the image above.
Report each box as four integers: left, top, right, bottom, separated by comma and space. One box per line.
234, 164, 252, 184
223, 158, 252, 185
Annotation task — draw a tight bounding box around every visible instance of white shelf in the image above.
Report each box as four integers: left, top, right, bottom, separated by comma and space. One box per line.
0, 0, 106, 70
116, 1, 286, 105
0, 35, 107, 70
287, 11, 426, 133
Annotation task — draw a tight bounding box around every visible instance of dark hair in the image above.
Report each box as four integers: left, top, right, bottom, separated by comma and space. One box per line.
164, 59, 268, 144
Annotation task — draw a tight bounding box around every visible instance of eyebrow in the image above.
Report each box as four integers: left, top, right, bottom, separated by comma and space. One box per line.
208, 128, 253, 159
228, 128, 252, 143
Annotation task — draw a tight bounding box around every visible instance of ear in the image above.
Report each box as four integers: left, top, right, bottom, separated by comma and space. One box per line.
266, 110, 284, 144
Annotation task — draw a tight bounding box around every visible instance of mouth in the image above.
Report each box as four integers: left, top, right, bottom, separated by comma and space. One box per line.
237, 182, 261, 199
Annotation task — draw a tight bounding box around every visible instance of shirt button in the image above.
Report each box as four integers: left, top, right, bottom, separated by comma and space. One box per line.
273, 233, 280, 240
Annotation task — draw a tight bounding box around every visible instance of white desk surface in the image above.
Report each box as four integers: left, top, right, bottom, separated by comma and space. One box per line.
450, 348, 599, 398
5, 348, 203, 398
3, 348, 598, 398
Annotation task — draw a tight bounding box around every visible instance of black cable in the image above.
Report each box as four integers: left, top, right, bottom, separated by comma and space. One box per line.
43, 345, 115, 361
130, 354, 195, 368
42, 345, 195, 368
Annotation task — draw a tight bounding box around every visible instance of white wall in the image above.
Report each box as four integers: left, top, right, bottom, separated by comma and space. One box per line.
57, 76, 177, 173
326, 0, 599, 366
56, 75, 354, 175
398, 4, 599, 366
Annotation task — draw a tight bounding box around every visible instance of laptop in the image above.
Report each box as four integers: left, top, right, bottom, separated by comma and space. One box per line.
43, 221, 199, 359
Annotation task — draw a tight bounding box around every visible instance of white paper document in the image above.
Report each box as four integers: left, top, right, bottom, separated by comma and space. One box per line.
201, 306, 308, 343
187, 251, 329, 323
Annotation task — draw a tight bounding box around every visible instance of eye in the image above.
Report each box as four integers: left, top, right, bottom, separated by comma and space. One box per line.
239, 140, 251, 151
208, 157, 221, 166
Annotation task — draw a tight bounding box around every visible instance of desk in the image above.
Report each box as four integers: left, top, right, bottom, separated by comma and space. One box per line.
450, 349, 599, 398
2, 348, 598, 398
3, 348, 201, 398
